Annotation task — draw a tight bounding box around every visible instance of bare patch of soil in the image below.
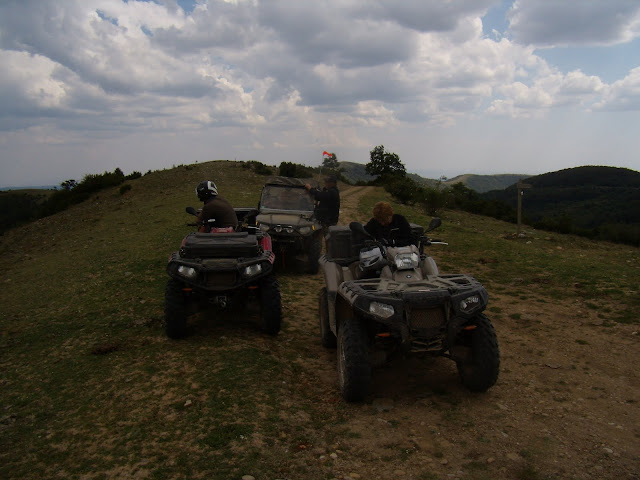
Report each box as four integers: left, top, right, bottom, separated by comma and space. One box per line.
274, 184, 640, 480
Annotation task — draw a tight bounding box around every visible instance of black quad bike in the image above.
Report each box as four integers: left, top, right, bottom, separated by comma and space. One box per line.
318, 219, 500, 402
164, 206, 282, 339
256, 176, 324, 273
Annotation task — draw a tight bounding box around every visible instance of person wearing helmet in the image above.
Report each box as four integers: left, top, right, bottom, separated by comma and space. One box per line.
304, 175, 340, 227
195, 180, 238, 232
364, 201, 412, 247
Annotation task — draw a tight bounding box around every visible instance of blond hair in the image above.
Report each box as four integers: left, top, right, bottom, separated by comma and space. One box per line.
372, 201, 393, 223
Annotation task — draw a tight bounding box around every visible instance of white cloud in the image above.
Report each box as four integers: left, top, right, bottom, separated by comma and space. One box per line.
0, 0, 639, 187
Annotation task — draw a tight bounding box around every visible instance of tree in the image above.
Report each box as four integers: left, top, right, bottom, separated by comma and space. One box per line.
60, 179, 77, 191
365, 145, 406, 178
322, 153, 339, 170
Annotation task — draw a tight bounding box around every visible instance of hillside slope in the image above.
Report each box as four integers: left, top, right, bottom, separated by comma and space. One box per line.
443, 173, 531, 193
1, 160, 639, 480
483, 166, 640, 242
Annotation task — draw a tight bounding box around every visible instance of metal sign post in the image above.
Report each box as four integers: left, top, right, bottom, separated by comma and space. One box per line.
517, 180, 532, 235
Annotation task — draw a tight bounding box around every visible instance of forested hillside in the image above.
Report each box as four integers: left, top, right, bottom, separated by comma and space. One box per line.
482, 166, 640, 244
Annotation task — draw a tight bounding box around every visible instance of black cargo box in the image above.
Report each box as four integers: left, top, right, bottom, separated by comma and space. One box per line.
180, 232, 259, 259
327, 226, 365, 264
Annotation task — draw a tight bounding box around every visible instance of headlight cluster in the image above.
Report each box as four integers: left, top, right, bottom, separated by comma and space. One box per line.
394, 252, 420, 270
177, 265, 197, 280
459, 295, 480, 312
261, 224, 314, 234
243, 263, 263, 277
369, 301, 395, 319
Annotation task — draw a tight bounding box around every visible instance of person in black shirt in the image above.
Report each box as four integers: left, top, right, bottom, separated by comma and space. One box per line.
305, 176, 340, 227
195, 180, 238, 232
364, 201, 413, 246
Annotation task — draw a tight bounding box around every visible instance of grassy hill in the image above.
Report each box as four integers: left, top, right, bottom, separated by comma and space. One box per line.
1, 160, 639, 479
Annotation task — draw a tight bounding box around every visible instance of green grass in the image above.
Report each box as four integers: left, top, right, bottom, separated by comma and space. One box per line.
1, 161, 639, 479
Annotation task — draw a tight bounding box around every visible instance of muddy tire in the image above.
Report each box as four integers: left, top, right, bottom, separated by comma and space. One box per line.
259, 274, 282, 335
337, 316, 371, 402
165, 278, 187, 339
455, 314, 500, 392
306, 234, 322, 274
319, 287, 337, 348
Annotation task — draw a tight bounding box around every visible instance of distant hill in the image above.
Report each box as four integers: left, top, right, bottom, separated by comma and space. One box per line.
443, 174, 531, 193
337, 162, 376, 184
338, 161, 522, 191
482, 165, 640, 244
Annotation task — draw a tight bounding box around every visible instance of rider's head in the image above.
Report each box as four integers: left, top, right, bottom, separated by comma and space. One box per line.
373, 201, 394, 226
324, 175, 337, 187
196, 180, 218, 202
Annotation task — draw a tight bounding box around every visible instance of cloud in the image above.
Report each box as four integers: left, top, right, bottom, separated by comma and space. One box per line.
507, 0, 640, 47
593, 67, 640, 111
0, 0, 639, 187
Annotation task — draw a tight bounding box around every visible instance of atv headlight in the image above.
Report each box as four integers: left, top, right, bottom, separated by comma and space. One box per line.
369, 302, 394, 319
177, 265, 197, 280
394, 252, 419, 270
299, 226, 311, 234
459, 295, 481, 312
259, 224, 270, 232
243, 264, 263, 277
274, 225, 282, 233
284, 226, 294, 234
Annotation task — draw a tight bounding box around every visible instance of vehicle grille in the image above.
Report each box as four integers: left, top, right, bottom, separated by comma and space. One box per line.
206, 272, 237, 288
409, 307, 446, 330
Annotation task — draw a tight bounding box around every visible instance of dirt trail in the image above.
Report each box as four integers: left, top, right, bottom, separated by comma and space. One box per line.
274, 184, 639, 480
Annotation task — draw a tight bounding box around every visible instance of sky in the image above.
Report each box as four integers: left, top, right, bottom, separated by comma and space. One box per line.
1, 0, 640, 188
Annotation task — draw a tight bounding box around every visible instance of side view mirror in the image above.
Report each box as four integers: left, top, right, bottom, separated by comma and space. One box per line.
186, 206, 198, 217
349, 221, 372, 238
425, 217, 441, 233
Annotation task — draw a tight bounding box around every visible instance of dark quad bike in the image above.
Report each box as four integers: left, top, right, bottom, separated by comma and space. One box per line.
318, 219, 500, 402
164, 206, 282, 339
255, 176, 324, 273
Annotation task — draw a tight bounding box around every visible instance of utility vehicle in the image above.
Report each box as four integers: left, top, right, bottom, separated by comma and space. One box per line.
164, 207, 281, 338
256, 177, 323, 273
318, 219, 499, 401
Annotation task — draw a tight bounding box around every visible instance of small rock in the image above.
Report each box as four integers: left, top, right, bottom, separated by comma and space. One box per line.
372, 398, 394, 412
603, 447, 614, 454
349, 473, 361, 479
487, 457, 495, 464
506, 452, 521, 461
330, 452, 338, 459
184, 399, 192, 407
440, 458, 449, 465
241, 476, 255, 480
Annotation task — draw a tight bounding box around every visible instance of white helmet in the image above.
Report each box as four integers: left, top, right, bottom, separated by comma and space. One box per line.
196, 180, 218, 201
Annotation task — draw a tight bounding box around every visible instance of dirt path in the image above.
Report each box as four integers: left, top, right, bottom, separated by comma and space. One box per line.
273, 184, 639, 480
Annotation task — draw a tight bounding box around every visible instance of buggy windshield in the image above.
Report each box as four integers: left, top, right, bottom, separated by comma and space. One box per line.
260, 185, 315, 212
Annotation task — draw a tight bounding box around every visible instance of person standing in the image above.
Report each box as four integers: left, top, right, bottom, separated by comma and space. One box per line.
305, 176, 340, 228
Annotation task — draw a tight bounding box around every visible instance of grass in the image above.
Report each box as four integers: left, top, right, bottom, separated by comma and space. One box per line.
1, 161, 639, 479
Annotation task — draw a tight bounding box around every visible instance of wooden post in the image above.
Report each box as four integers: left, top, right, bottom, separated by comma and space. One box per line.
517, 180, 532, 236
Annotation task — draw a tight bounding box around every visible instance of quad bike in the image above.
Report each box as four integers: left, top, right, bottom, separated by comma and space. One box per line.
164, 206, 282, 339
256, 177, 323, 273
318, 219, 500, 402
